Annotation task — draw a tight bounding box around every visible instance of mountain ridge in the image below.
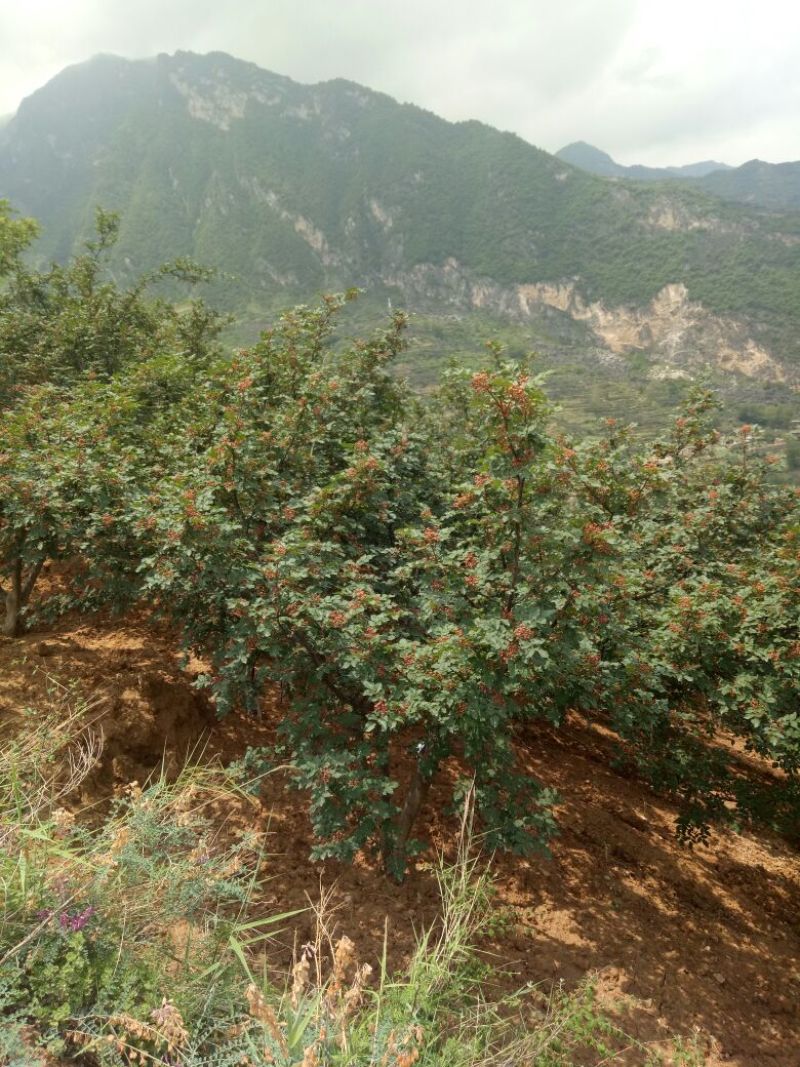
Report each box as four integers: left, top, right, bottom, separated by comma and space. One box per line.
556, 141, 731, 180
557, 140, 800, 214
2, 51, 800, 408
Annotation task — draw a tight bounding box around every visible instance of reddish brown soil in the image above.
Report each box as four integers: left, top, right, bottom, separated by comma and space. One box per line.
1, 606, 799, 1066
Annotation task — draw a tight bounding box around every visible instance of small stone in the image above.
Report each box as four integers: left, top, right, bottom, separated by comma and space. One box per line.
714, 972, 726, 985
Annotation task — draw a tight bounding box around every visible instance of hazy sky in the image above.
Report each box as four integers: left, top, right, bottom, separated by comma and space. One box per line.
1, 0, 799, 166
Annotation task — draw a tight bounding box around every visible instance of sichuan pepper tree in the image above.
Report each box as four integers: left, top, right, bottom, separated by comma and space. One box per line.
136, 296, 800, 877
0, 347, 226, 635
0, 205, 225, 634
567, 408, 800, 837
0, 207, 224, 407
134, 298, 582, 876
3, 259, 797, 869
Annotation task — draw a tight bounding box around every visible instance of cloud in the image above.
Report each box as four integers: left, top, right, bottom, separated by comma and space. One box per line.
0, 0, 798, 164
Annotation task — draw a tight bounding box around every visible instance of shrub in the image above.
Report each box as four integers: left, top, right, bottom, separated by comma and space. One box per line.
0, 204, 225, 636
133, 302, 799, 875
2, 263, 798, 876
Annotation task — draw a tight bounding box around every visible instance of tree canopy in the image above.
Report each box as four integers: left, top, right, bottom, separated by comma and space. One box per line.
2, 208, 798, 878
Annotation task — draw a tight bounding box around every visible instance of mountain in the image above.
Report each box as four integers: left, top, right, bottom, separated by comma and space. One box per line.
556, 141, 730, 181
558, 141, 800, 215
698, 159, 800, 212
555, 142, 625, 178
2, 51, 800, 423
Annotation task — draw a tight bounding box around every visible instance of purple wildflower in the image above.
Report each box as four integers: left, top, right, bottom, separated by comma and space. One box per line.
53, 906, 96, 932
67, 906, 96, 932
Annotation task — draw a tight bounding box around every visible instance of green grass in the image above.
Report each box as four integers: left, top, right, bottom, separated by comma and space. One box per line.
0, 695, 704, 1065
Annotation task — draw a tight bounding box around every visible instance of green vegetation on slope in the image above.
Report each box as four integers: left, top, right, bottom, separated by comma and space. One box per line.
556, 141, 731, 180
0, 710, 702, 1065
2, 209, 799, 883
2, 51, 800, 369
699, 158, 800, 212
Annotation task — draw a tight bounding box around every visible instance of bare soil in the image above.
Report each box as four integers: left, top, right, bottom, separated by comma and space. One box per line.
1, 603, 798, 1066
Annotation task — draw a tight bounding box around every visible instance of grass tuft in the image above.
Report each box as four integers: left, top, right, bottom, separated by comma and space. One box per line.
0, 707, 701, 1065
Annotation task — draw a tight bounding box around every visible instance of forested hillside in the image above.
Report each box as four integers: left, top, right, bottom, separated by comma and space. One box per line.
556, 141, 731, 180
557, 141, 800, 217
2, 51, 800, 382
698, 159, 800, 212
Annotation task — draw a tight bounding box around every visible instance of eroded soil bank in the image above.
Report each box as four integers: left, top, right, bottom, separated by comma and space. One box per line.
2, 608, 798, 1066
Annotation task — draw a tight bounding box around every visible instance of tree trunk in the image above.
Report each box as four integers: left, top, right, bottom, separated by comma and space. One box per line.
384, 757, 435, 882
1, 556, 44, 638
2, 558, 22, 638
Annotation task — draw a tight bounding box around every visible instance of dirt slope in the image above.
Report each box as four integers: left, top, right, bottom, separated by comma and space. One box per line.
1, 609, 798, 1066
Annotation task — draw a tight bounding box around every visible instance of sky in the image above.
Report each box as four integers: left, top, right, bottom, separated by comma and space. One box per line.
1, 0, 799, 166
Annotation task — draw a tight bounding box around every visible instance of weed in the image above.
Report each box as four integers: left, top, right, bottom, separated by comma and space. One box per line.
0, 708, 702, 1065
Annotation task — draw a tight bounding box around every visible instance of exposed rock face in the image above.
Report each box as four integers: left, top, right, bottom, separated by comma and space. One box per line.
385, 259, 516, 316
517, 280, 787, 382
387, 262, 790, 384
646, 202, 703, 232
167, 53, 293, 130
717, 340, 786, 380
369, 199, 394, 230
293, 215, 337, 265
169, 73, 250, 131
